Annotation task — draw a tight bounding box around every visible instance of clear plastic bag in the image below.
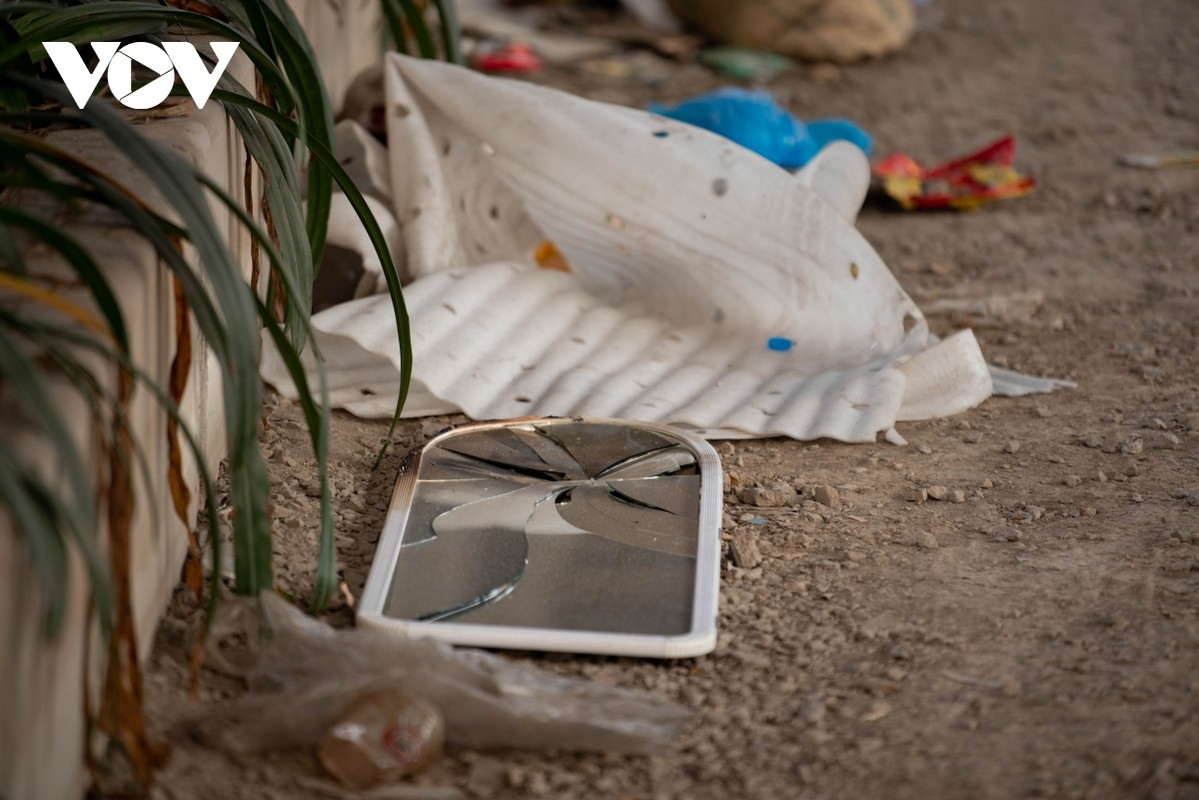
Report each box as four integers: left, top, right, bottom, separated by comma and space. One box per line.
193, 593, 692, 756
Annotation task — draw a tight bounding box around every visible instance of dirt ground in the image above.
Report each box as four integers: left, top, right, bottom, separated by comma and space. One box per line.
131, 0, 1199, 797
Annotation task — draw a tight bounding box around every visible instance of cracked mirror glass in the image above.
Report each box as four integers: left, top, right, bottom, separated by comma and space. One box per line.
382, 420, 707, 636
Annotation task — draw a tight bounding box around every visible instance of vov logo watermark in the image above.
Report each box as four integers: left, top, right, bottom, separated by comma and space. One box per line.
42, 41, 240, 110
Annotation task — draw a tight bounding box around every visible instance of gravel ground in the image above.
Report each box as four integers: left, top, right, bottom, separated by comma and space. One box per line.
128, 0, 1199, 797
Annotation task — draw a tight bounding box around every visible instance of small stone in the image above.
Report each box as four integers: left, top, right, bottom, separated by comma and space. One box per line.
1160, 432, 1182, 450
810, 62, 842, 83
1003, 440, 1021, 454
1123, 464, 1139, 477
1034, 406, 1051, 418
1083, 506, 1098, 516
1131, 493, 1144, 504
889, 643, 913, 660
918, 444, 933, 455
1186, 492, 1199, 508
799, 700, 827, 724
1096, 471, 1108, 483
914, 531, 940, 549
982, 479, 994, 489
813, 485, 840, 507
963, 431, 984, 444
1064, 474, 1082, 487
738, 486, 798, 508
718, 441, 736, 457
730, 529, 763, 569
1080, 434, 1103, 449
1151, 418, 1168, 430
526, 772, 551, 796
927, 485, 949, 501
1119, 437, 1144, 455
467, 757, 508, 797
951, 490, 966, 503
905, 488, 929, 503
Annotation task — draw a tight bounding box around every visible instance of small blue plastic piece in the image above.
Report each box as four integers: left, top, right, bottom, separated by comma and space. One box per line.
767, 337, 794, 352
650, 88, 872, 169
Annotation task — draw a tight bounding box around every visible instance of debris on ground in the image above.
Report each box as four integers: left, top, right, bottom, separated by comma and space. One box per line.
356, 418, 722, 658
874, 134, 1036, 210
264, 57, 1073, 446
1118, 151, 1199, 169
669, 0, 917, 63
318, 690, 445, 789
458, 0, 621, 65
191, 593, 693, 770
470, 41, 543, 73
650, 88, 871, 168
696, 46, 793, 81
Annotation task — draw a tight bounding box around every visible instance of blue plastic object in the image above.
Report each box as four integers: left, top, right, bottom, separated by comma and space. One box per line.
767, 337, 795, 352
650, 88, 872, 170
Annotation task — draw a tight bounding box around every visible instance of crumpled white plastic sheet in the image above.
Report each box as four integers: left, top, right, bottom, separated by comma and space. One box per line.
262, 54, 1070, 442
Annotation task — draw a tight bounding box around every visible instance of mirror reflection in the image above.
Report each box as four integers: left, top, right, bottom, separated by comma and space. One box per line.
382, 420, 704, 635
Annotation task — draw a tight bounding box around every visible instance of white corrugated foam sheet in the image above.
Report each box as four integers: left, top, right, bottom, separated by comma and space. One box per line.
261, 55, 1073, 442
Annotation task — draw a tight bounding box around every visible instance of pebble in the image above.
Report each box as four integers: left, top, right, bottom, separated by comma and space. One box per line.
1186, 492, 1199, 508
982, 479, 994, 489
1160, 432, 1182, 450
1096, 471, 1108, 482
1003, 440, 1021, 454
467, 756, 508, 797
927, 485, 949, 501
800, 700, 827, 724
1084, 507, 1098, 516
1151, 418, 1168, 430
918, 444, 933, 455
1119, 437, 1144, 455
810, 63, 842, 83
1080, 434, 1104, 449
963, 431, 984, 444
1123, 464, 1139, 477
739, 486, 798, 508
730, 529, 763, 569
1131, 493, 1144, 504
951, 490, 967, 503
1064, 474, 1082, 487
906, 488, 929, 503
813, 485, 840, 507
897, 530, 940, 549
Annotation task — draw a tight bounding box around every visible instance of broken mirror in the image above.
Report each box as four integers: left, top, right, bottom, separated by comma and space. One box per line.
358, 418, 722, 658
